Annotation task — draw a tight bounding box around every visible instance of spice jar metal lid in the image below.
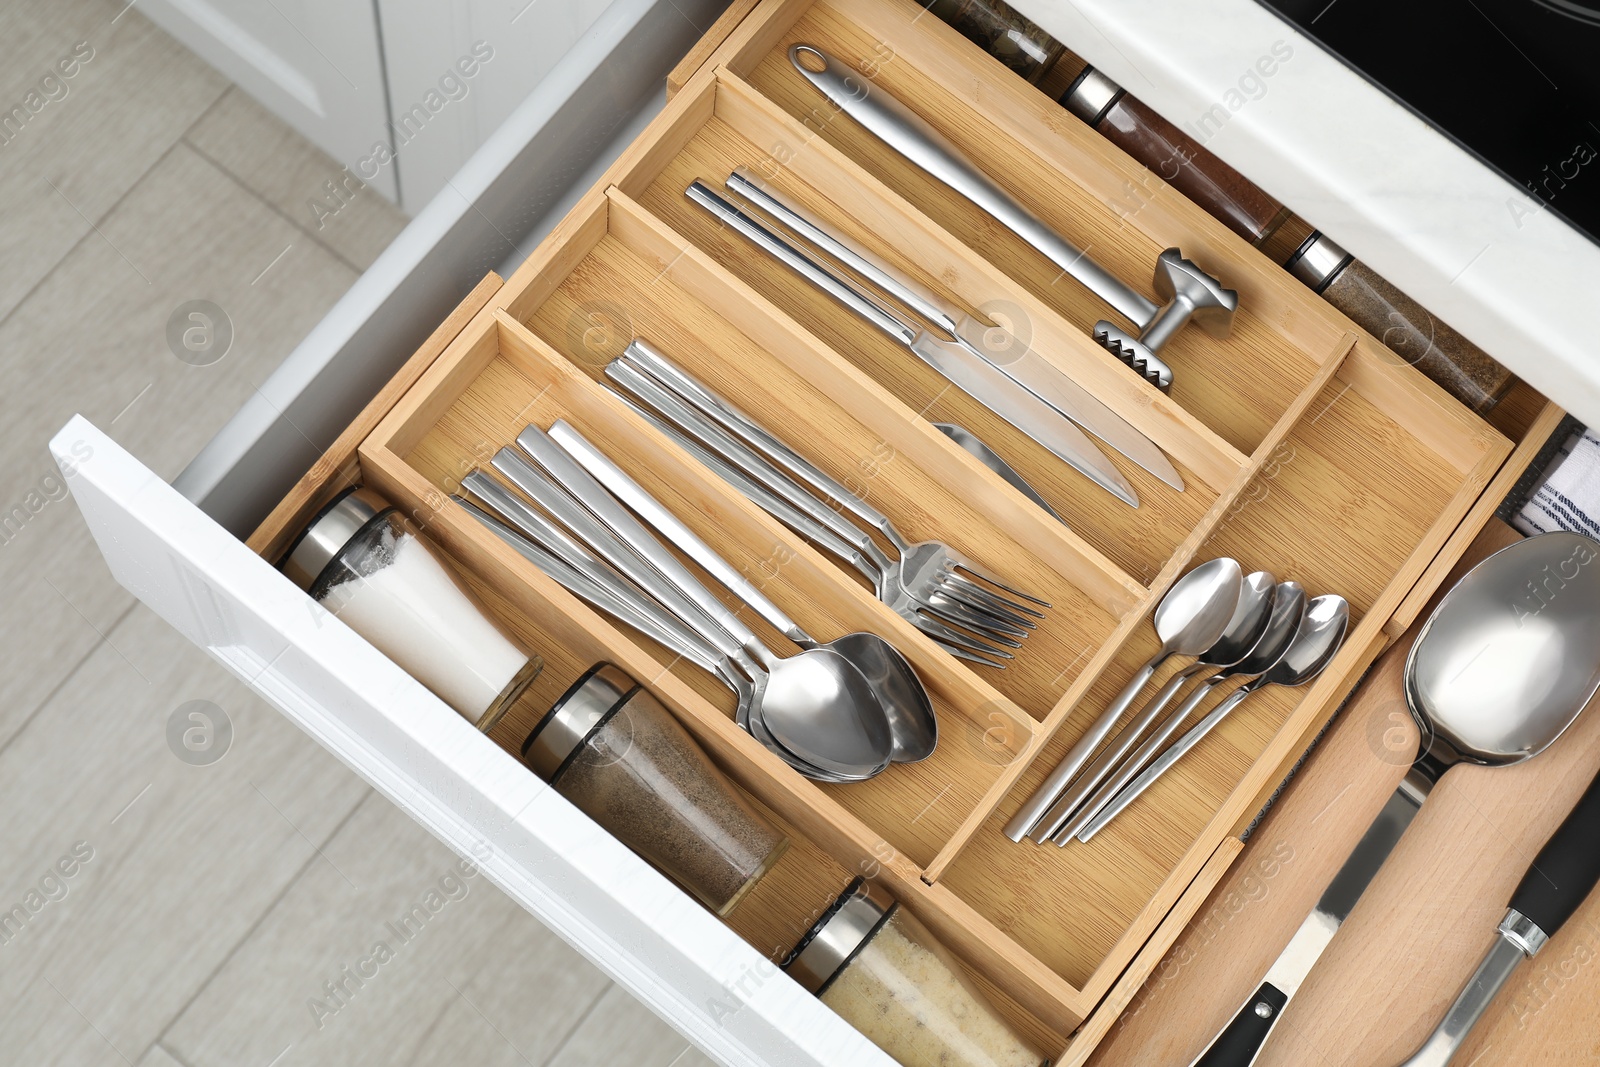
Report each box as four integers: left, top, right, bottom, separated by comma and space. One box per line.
1061, 66, 1124, 126
522, 663, 638, 780
781, 877, 898, 995
281, 486, 390, 591
1284, 231, 1354, 292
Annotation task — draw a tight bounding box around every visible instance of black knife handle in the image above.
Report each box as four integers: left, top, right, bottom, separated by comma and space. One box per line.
1192, 982, 1289, 1067
1509, 768, 1600, 939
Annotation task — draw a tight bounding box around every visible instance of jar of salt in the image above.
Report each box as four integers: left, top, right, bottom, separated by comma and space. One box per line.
282, 487, 542, 732
785, 879, 1048, 1067
524, 664, 789, 916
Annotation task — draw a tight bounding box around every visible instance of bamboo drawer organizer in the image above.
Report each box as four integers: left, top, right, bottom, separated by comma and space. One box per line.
246, 0, 1560, 1061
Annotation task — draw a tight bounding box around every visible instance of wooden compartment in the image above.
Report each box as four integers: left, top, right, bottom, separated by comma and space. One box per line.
242, 0, 1541, 1061
354, 301, 1100, 1044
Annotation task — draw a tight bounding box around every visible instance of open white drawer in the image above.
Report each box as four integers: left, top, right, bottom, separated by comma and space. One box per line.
49, 418, 887, 1067
51, 0, 1596, 1065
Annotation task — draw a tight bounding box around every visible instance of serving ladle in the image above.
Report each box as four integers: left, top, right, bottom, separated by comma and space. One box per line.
1032, 571, 1280, 842
1192, 532, 1600, 1067
1006, 557, 1244, 841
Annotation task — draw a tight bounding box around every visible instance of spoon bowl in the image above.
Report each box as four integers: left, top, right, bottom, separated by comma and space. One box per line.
1005, 556, 1244, 840
830, 632, 937, 762
1407, 531, 1600, 768
1157, 557, 1247, 658
1258, 593, 1348, 689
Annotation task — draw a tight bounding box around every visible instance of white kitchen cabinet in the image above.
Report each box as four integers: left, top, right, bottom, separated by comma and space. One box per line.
373, 0, 619, 211
135, 0, 400, 202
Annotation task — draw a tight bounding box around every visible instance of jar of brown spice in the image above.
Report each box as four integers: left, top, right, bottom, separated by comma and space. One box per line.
523, 664, 788, 916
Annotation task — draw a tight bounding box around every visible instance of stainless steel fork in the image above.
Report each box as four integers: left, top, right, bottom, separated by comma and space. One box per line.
610, 341, 1048, 663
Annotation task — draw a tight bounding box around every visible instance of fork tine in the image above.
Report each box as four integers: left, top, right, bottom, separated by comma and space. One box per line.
945, 557, 1051, 607
909, 612, 1018, 662
920, 593, 1031, 641
943, 572, 1047, 619
935, 573, 1045, 624
931, 586, 1039, 635
944, 644, 1012, 669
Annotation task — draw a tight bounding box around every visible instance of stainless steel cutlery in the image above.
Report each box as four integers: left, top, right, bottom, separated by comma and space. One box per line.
1005, 558, 1243, 841
786, 43, 1237, 392
724, 166, 1184, 492
685, 179, 1142, 507
1076, 591, 1346, 843
459, 419, 944, 781
607, 338, 1049, 668
1032, 571, 1280, 843
1006, 558, 1348, 846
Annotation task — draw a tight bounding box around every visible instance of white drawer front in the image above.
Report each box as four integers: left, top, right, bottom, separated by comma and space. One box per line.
53, 416, 893, 1067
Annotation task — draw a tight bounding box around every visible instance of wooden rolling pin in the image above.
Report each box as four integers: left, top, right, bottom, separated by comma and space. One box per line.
1090, 519, 1600, 1065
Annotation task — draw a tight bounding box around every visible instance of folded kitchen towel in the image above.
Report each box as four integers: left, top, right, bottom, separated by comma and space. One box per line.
1515, 424, 1600, 539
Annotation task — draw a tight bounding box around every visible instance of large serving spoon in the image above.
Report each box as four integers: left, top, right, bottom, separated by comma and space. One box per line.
1192, 531, 1600, 1067
1078, 588, 1336, 842
1005, 557, 1244, 841
1035, 573, 1284, 842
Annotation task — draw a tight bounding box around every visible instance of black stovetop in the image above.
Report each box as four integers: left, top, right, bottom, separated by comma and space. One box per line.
1261, 0, 1600, 246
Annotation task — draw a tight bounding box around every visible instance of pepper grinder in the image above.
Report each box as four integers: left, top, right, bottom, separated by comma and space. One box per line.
1061, 64, 1515, 414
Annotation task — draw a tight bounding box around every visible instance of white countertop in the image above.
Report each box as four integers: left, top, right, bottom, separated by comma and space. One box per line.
1017, 0, 1599, 428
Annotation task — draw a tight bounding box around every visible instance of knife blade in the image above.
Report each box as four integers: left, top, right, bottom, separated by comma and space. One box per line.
686, 181, 1139, 508
725, 167, 1183, 492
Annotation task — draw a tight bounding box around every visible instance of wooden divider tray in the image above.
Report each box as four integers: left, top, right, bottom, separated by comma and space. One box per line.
246, 0, 1532, 1061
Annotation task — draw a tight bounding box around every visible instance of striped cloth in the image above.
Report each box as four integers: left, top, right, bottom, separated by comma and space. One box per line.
1515, 426, 1600, 539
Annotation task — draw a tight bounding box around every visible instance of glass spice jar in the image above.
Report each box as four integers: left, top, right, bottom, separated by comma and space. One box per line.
785, 879, 1048, 1067
1063, 67, 1291, 246
282, 486, 542, 732
524, 664, 789, 916
1285, 234, 1515, 414
1061, 64, 1516, 414
924, 0, 1065, 84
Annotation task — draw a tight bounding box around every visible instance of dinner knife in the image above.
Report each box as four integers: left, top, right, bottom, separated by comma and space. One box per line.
686, 181, 1139, 507
724, 167, 1184, 492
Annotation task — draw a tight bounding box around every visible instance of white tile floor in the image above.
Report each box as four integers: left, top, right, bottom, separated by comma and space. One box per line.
0, 2, 710, 1064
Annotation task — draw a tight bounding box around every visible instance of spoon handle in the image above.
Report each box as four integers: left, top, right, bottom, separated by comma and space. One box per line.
1050, 668, 1226, 843
490, 446, 748, 664
1079, 680, 1259, 842
622, 340, 900, 545
455, 489, 729, 681
547, 420, 814, 650
1031, 665, 1202, 841
1003, 657, 1160, 841
607, 357, 890, 571
510, 427, 768, 661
